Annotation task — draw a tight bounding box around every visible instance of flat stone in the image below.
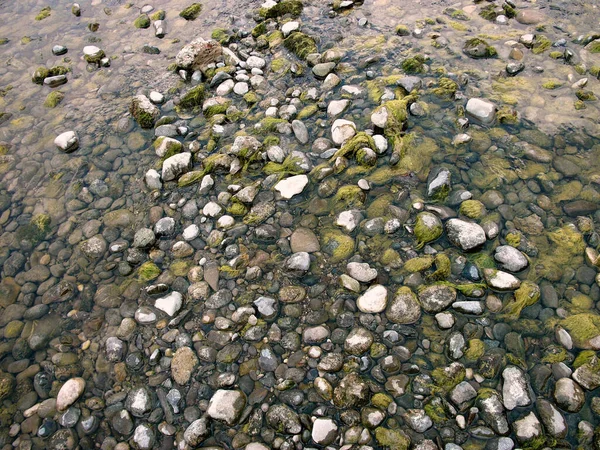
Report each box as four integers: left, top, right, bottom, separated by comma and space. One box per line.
445, 219, 486, 251
155, 292, 183, 316
483, 269, 521, 290
466, 98, 496, 125
206, 390, 246, 425
516, 10, 544, 24
274, 175, 309, 199
347, 262, 378, 282
290, 228, 320, 253
356, 285, 388, 313
312, 418, 338, 445
494, 245, 528, 272
162, 152, 191, 181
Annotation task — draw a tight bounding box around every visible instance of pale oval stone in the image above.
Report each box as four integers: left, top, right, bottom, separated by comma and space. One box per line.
357, 285, 388, 313
56, 378, 85, 411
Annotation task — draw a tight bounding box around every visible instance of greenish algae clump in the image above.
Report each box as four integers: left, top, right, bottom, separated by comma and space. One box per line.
178, 85, 206, 109
500, 281, 540, 319
404, 256, 435, 272
374, 427, 410, 450
459, 199, 486, 219
44, 91, 64, 108
320, 229, 355, 263
179, 3, 203, 20
332, 185, 366, 211
260, 0, 303, 19
16, 214, 51, 244
133, 14, 151, 28
35, 6, 51, 21
283, 32, 317, 60
561, 313, 600, 349
401, 54, 426, 74
331, 132, 376, 161
414, 212, 443, 249
138, 261, 161, 281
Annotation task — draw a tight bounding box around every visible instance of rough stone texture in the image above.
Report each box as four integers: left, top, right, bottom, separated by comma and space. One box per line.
171, 347, 199, 385
207, 390, 246, 425
162, 152, 192, 182
356, 285, 388, 313
502, 366, 531, 410
445, 219, 486, 251
56, 378, 85, 411
176, 38, 222, 71
466, 98, 496, 124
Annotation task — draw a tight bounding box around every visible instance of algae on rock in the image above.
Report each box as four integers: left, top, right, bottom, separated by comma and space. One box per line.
179, 3, 202, 20
283, 32, 317, 60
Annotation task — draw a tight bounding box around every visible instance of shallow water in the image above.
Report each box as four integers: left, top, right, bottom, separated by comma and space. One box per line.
1, 0, 600, 449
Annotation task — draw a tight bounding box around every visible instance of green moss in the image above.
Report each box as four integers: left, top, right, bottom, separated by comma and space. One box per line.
573, 350, 596, 369
366, 194, 394, 218
395, 25, 410, 36
179, 3, 203, 20
260, 0, 303, 19
414, 212, 443, 249
576, 90, 597, 101
587, 40, 600, 53
35, 6, 51, 21
204, 101, 231, 118
479, 5, 497, 21
590, 66, 600, 78
243, 91, 259, 104
449, 21, 468, 32
320, 229, 355, 263
270, 57, 289, 73
444, 8, 469, 20
255, 117, 288, 134
263, 155, 304, 178
0, 373, 15, 401
548, 51, 563, 59
404, 256, 435, 272
431, 77, 458, 99
177, 171, 204, 187
252, 22, 267, 38
402, 54, 426, 74
465, 339, 485, 360
332, 185, 366, 211
541, 345, 567, 363
149, 10, 165, 20
227, 201, 248, 216
428, 253, 451, 281
431, 365, 465, 393
133, 14, 151, 28
371, 392, 393, 410
535, 225, 585, 280
532, 35, 551, 54
16, 214, 51, 244
374, 428, 410, 450
179, 85, 205, 109
463, 38, 497, 58
263, 135, 279, 147
331, 132, 376, 161
135, 110, 155, 129
459, 199, 485, 219
283, 32, 317, 60
574, 100, 587, 110
171, 260, 191, 277
424, 398, 447, 424
267, 30, 284, 48
139, 261, 161, 281
44, 91, 64, 108
500, 281, 540, 320
561, 313, 600, 349
211, 28, 233, 45
542, 79, 564, 90
0, 38, 8, 45
296, 104, 318, 120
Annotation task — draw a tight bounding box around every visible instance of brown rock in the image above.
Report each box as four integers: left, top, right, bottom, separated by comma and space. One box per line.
290, 228, 320, 253
176, 38, 222, 71
171, 347, 199, 385
516, 10, 544, 25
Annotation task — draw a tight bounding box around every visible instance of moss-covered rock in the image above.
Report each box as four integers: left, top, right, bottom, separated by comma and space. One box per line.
130, 95, 160, 129
211, 28, 233, 45
534, 224, 585, 280
414, 212, 443, 249
332, 185, 366, 211
374, 427, 410, 450
179, 3, 202, 20
479, 4, 498, 21
260, 0, 303, 19
133, 14, 151, 28
0, 372, 15, 401
139, 261, 161, 282
431, 77, 458, 99
179, 85, 206, 109
401, 54, 426, 74
283, 32, 317, 60
576, 90, 597, 101
331, 132, 376, 161
463, 38, 497, 58
16, 214, 51, 244
395, 24, 410, 36
428, 253, 451, 281
44, 91, 64, 108
149, 10, 165, 20
459, 199, 486, 219
501, 281, 540, 320
465, 339, 485, 360
532, 35, 551, 54
32, 66, 69, 85
320, 229, 355, 263
561, 313, 600, 349
404, 256, 435, 272
35, 6, 51, 21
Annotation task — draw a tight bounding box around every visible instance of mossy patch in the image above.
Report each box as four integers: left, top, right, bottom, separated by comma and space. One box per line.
428, 253, 451, 281
332, 185, 366, 211
374, 427, 410, 450
263, 155, 304, 179
576, 90, 597, 101
395, 25, 410, 36
542, 79, 563, 90
260, 0, 303, 19
431, 364, 465, 393
561, 313, 600, 349
179, 3, 203, 20
179, 85, 205, 109
414, 212, 443, 249
139, 261, 161, 281
320, 229, 355, 263
465, 339, 485, 360
133, 14, 151, 28
283, 32, 317, 60
463, 38, 497, 58
15, 214, 51, 244
533, 224, 585, 281
149, 10, 165, 20
532, 35, 551, 54
331, 132, 376, 161
459, 199, 485, 219
404, 256, 434, 272
479, 4, 497, 21
44, 91, 64, 108
402, 54, 426, 74
35, 6, 51, 21
431, 77, 458, 99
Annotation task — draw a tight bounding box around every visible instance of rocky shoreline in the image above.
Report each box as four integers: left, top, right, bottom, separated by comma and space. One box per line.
1, 0, 600, 450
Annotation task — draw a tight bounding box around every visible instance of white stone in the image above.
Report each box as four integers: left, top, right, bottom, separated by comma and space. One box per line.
373, 135, 388, 153
267, 145, 286, 163
199, 174, 214, 194
331, 119, 356, 145
327, 99, 350, 117
56, 377, 86, 411
445, 219, 486, 251
217, 215, 235, 229
274, 175, 309, 199
371, 107, 389, 128
162, 152, 191, 181
357, 285, 388, 313
312, 418, 338, 445
154, 137, 182, 158
183, 224, 200, 241
466, 98, 497, 124
246, 56, 266, 69
233, 82, 249, 95
336, 209, 363, 232
347, 262, 378, 282
203, 201, 222, 217
145, 169, 162, 190
54, 131, 79, 153
83, 45, 103, 58
340, 274, 360, 292
281, 21, 300, 37
149, 91, 164, 104
435, 312, 455, 329
207, 390, 246, 425
286, 252, 311, 271
483, 269, 521, 290
155, 292, 183, 317
216, 79, 234, 96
